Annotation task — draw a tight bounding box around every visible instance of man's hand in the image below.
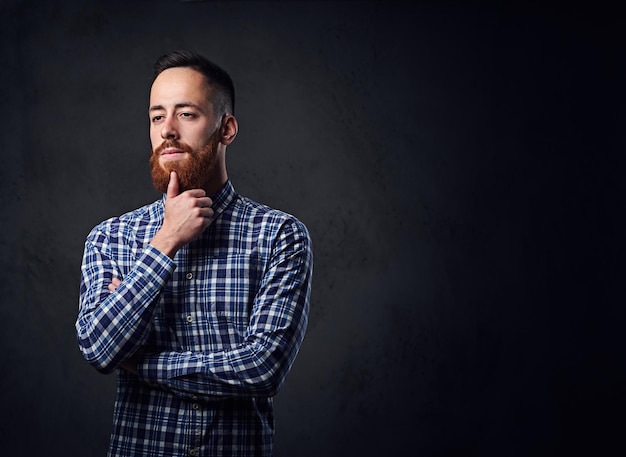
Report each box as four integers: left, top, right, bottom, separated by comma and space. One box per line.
150, 171, 214, 258
107, 277, 122, 292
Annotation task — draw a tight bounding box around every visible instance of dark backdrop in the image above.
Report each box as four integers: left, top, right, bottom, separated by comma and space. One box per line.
1, 1, 625, 456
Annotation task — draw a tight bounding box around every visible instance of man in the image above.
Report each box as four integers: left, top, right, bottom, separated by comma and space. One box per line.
76, 50, 313, 457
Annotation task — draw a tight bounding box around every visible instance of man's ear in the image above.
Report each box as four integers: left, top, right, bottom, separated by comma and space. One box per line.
219, 114, 238, 146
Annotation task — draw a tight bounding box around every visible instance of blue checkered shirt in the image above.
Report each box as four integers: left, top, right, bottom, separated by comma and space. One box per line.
76, 181, 312, 457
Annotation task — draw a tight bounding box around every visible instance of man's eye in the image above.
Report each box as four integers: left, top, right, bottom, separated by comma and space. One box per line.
180, 112, 195, 118
151, 115, 163, 122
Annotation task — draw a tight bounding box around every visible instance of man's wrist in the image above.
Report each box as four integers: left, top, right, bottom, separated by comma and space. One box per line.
150, 230, 181, 258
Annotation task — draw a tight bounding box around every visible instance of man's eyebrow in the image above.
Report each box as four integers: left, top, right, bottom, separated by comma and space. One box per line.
148, 102, 205, 112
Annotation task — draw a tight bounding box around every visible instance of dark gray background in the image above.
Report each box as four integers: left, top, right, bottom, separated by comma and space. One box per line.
1, 1, 625, 456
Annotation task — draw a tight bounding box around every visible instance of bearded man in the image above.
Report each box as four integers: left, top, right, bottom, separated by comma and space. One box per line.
76, 50, 313, 457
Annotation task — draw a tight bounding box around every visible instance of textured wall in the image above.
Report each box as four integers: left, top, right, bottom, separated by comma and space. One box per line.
1, 1, 624, 456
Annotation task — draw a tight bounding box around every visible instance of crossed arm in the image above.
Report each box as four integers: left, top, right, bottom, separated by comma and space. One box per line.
77, 224, 311, 400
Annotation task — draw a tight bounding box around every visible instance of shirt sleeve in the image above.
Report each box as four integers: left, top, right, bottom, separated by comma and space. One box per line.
76, 229, 176, 374
136, 218, 313, 399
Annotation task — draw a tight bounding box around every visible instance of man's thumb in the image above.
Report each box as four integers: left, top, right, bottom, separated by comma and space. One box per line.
167, 171, 179, 198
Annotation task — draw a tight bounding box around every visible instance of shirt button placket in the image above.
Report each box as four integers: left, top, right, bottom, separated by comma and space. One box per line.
186, 266, 200, 457
190, 400, 201, 456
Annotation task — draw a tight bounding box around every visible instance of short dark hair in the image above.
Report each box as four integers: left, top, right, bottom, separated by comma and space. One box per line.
153, 50, 235, 116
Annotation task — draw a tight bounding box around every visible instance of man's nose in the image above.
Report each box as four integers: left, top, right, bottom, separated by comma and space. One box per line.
161, 118, 179, 139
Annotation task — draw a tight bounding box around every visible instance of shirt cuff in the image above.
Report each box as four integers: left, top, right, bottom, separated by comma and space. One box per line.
137, 351, 200, 385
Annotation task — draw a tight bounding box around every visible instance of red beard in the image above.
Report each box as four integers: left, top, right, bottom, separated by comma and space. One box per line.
150, 138, 219, 194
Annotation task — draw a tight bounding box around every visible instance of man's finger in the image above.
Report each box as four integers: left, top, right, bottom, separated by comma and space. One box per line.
108, 277, 122, 292
167, 171, 179, 198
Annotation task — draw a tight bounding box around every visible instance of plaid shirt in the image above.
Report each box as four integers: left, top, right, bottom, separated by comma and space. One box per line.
76, 181, 312, 457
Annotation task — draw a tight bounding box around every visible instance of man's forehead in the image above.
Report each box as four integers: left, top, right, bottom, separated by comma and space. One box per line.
150, 67, 213, 104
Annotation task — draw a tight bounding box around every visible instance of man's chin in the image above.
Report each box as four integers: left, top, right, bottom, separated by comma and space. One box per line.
150, 139, 218, 193
151, 161, 177, 193
160, 157, 187, 171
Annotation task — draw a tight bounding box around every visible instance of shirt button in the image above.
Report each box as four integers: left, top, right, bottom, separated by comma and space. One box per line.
186, 315, 194, 323
192, 403, 200, 410
186, 272, 193, 280
192, 395, 198, 401
189, 449, 196, 456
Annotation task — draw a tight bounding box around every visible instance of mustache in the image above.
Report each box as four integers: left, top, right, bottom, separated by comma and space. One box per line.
153, 139, 194, 156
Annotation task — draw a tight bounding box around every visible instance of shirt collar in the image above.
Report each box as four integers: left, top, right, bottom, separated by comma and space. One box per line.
210, 180, 237, 219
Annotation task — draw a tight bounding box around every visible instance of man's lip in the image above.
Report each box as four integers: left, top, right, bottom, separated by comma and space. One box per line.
161, 148, 184, 155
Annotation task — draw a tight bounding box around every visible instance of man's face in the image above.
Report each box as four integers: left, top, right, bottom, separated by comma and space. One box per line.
148, 67, 221, 193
